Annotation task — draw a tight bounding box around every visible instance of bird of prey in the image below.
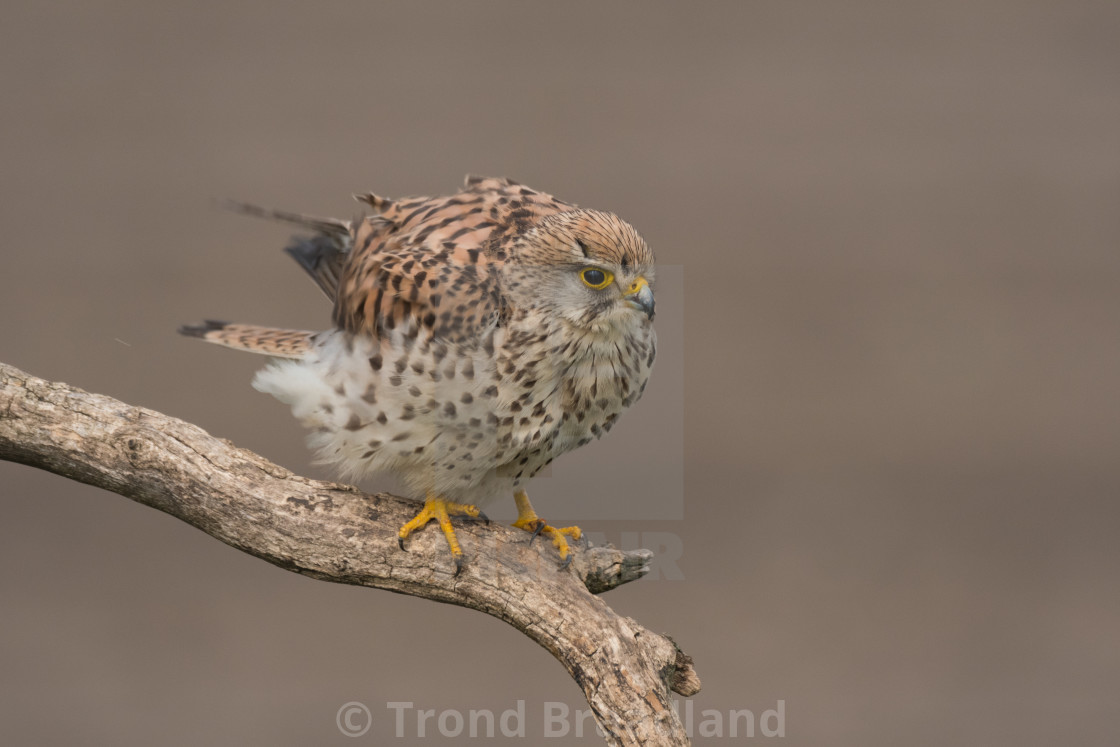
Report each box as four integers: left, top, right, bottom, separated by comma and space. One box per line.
181, 176, 656, 572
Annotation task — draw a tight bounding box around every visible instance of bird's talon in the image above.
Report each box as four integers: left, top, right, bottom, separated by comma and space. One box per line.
558, 553, 573, 570
396, 495, 480, 565
512, 492, 583, 562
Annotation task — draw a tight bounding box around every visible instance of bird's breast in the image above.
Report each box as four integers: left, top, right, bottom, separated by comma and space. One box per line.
500, 322, 656, 460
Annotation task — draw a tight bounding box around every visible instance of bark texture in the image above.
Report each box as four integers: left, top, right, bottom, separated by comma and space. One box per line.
0, 362, 700, 745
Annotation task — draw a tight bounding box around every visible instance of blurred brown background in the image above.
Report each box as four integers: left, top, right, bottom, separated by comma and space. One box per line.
2, 2, 1118, 744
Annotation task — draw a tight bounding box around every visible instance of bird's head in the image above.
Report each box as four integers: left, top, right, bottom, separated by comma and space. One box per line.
502, 209, 655, 334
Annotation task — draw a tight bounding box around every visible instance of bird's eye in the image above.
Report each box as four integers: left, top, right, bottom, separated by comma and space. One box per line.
580, 267, 613, 290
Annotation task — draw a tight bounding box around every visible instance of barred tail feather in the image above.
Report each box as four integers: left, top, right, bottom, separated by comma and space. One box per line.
178, 321, 315, 359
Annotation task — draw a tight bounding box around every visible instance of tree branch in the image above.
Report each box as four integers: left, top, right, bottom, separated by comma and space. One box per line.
0, 362, 699, 745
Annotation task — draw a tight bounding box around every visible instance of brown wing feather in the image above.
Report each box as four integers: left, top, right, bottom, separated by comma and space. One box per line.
335, 176, 575, 342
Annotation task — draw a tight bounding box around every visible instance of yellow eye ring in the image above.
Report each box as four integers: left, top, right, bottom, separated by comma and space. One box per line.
580, 267, 614, 290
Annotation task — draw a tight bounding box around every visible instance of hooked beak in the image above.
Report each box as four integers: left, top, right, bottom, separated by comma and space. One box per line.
622, 276, 655, 320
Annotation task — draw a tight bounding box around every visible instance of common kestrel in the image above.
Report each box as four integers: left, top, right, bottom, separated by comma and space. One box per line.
181, 176, 656, 572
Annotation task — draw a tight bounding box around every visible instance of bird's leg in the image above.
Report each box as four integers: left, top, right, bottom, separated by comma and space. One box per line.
511, 489, 582, 568
397, 492, 487, 574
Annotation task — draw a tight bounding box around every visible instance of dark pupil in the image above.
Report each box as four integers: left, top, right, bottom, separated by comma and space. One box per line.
584, 269, 605, 286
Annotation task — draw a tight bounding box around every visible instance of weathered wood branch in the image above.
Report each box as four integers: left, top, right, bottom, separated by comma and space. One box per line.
0, 362, 699, 745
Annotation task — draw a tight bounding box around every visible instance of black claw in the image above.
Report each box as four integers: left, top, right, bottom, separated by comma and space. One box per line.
530, 521, 546, 545
398, 537, 406, 551
453, 555, 464, 576
580, 534, 590, 549
558, 553, 574, 570
477, 510, 490, 525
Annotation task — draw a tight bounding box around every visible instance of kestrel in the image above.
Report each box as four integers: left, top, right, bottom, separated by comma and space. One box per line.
181, 176, 656, 572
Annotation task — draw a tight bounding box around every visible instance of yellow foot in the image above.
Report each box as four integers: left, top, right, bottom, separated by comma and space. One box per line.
512, 490, 583, 568
397, 494, 488, 574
